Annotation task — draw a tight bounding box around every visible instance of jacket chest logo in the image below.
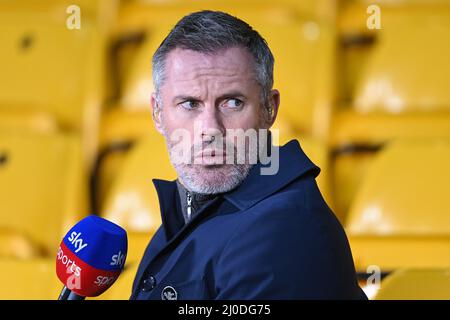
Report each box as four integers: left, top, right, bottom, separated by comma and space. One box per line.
161, 286, 178, 300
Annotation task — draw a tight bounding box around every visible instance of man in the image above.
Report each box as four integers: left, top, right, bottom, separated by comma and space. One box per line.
131, 10, 366, 300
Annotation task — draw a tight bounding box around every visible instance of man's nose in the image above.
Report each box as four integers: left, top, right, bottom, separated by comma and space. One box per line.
198, 107, 224, 143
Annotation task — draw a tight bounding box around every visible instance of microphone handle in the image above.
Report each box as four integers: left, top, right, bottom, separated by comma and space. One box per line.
58, 286, 85, 300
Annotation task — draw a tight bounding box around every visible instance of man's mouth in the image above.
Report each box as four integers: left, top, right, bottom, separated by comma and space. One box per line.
195, 149, 226, 158
192, 149, 228, 166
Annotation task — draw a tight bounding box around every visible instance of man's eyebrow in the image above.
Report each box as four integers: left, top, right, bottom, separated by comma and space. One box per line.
172, 95, 202, 103
172, 91, 247, 104
215, 91, 248, 101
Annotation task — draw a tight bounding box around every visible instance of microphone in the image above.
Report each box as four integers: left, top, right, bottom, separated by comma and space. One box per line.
56, 215, 128, 300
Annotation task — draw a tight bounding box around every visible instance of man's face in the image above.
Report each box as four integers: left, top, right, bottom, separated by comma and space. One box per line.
152, 47, 279, 194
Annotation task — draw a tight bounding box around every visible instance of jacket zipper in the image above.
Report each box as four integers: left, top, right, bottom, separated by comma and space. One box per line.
186, 191, 192, 221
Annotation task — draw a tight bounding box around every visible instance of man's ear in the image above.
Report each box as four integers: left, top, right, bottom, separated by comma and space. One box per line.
151, 93, 164, 135
264, 89, 280, 129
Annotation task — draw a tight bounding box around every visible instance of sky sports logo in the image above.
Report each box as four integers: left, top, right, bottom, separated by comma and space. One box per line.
57, 246, 82, 277
66, 231, 125, 268
67, 231, 88, 253
110, 251, 126, 267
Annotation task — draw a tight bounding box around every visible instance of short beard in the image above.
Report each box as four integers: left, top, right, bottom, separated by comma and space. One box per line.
162, 133, 254, 195
165, 138, 253, 195
173, 161, 253, 194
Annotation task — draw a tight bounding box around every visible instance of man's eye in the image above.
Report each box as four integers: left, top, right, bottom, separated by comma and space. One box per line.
179, 100, 199, 110
222, 98, 244, 109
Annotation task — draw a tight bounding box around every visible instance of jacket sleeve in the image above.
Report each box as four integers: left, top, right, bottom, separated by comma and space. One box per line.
213, 195, 366, 300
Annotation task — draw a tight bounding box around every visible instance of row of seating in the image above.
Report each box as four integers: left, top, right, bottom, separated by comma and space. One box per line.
333, 1, 450, 217
1, 0, 450, 299
2, 260, 448, 300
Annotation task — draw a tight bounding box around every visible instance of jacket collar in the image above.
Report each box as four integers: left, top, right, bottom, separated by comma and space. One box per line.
152, 139, 320, 241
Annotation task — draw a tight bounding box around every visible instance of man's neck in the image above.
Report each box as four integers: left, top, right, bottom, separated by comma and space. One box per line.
176, 180, 218, 224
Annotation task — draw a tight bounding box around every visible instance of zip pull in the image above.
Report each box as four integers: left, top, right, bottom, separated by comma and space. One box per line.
186, 191, 192, 221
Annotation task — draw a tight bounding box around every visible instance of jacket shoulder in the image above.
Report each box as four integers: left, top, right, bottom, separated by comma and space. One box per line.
214, 176, 365, 299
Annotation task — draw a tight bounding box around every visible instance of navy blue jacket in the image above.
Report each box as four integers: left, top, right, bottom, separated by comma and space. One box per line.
130, 140, 367, 300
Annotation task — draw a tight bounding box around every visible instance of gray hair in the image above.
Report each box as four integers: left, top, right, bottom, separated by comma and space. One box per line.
152, 10, 275, 110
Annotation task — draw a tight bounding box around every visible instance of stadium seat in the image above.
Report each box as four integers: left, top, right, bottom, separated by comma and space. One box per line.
353, 12, 450, 113
375, 269, 450, 300
0, 1, 112, 166
338, 0, 450, 105
101, 135, 176, 232
94, 109, 159, 210
0, 259, 61, 300
0, 133, 88, 258
0, 111, 58, 135
0, 230, 43, 260
345, 139, 450, 272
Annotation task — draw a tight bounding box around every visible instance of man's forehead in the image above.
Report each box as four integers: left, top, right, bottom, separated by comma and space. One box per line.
164, 47, 255, 83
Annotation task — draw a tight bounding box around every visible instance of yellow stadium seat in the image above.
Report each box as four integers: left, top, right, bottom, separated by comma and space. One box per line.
353, 11, 450, 113
0, 259, 61, 300
101, 134, 176, 232
332, 150, 374, 223
99, 110, 154, 147
331, 111, 450, 218
0, 111, 58, 135
338, 1, 450, 105
375, 269, 450, 300
94, 109, 157, 209
338, 6, 450, 117
0, 230, 43, 260
118, 25, 172, 110
0, 133, 88, 258
345, 139, 450, 272
332, 111, 450, 147
259, 19, 335, 140
0, 1, 112, 166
